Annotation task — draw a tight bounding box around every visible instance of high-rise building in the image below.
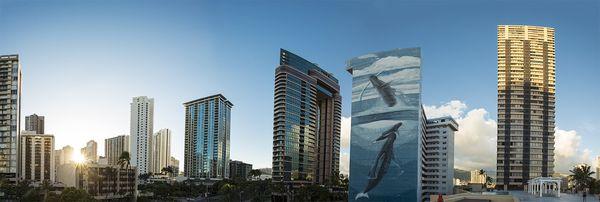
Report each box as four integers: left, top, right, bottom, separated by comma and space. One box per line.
272, 49, 341, 185
81, 140, 98, 163
20, 131, 55, 183
130, 96, 154, 174
152, 128, 171, 174
25, 114, 45, 134
229, 160, 252, 180
56, 145, 74, 165
0, 54, 21, 182
184, 94, 232, 179
496, 25, 556, 190
422, 117, 458, 197
170, 157, 180, 176
470, 170, 488, 184
105, 135, 129, 166
54, 145, 76, 186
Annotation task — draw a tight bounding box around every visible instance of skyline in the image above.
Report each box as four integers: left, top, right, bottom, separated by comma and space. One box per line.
1, 0, 599, 173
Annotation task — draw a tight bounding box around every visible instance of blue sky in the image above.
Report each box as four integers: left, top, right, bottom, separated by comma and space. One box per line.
0, 0, 598, 171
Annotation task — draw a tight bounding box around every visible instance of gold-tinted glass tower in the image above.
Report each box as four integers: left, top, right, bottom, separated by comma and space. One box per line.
497, 25, 555, 190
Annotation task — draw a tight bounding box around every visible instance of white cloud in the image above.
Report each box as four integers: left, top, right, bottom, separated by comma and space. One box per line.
340, 152, 349, 175
554, 128, 594, 173
341, 116, 351, 148
424, 100, 467, 119
426, 101, 498, 172
344, 100, 594, 176
340, 116, 351, 175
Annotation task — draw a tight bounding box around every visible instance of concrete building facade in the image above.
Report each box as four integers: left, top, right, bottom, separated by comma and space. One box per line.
81, 140, 98, 163
25, 114, 44, 134
229, 160, 252, 180
20, 131, 54, 183
105, 135, 129, 166
497, 25, 556, 190
0, 54, 21, 182
130, 96, 154, 174
152, 128, 171, 174
422, 117, 458, 197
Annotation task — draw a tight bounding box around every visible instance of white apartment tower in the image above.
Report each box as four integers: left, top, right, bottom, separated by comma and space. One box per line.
20, 131, 55, 183
0, 55, 21, 182
421, 116, 458, 198
130, 96, 154, 174
152, 128, 171, 174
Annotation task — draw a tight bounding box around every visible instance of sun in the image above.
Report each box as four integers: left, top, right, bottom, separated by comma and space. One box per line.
72, 151, 86, 164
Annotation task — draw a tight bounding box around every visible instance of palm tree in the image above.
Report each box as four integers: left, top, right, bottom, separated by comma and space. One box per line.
161, 166, 175, 177
248, 169, 262, 180
569, 164, 596, 192
117, 151, 132, 197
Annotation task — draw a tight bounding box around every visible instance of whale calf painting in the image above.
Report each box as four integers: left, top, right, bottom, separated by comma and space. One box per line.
355, 122, 404, 200
347, 47, 422, 201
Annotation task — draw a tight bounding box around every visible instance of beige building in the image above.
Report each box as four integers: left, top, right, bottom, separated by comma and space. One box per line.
152, 128, 171, 174
54, 145, 75, 183
496, 25, 556, 190
170, 157, 180, 176
20, 131, 55, 183
81, 140, 98, 163
105, 135, 129, 166
470, 170, 487, 184
77, 164, 137, 199
56, 163, 76, 187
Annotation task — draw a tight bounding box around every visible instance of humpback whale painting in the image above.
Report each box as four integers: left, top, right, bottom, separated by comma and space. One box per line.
355, 122, 403, 200
347, 48, 422, 201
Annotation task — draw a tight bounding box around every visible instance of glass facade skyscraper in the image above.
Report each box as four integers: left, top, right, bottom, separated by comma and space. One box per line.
272, 49, 341, 185
0, 54, 21, 183
496, 25, 556, 190
184, 94, 232, 179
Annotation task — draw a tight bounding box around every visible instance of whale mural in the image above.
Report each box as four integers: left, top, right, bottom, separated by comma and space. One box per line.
347, 47, 422, 201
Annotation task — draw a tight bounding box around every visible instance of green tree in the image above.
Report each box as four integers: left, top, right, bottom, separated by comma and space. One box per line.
60, 187, 95, 201
218, 183, 239, 201
161, 166, 175, 176
248, 169, 262, 180
569, 164, 596, 192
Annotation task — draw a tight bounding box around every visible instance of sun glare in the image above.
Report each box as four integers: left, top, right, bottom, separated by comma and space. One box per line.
72, 151, 86, 164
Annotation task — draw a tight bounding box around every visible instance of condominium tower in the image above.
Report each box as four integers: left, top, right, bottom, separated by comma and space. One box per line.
81, 140, 98, 163
20, 131, 55, 183
130, 96, 154, 174
105, 135, 129, 165
497, 25, 556, 190
422, 117, 458, 198
184, 94, 232, 179
25, 114, 45, 134
152, 128, 171, 174
0, 54, 21, 182
272, 49, 341, 185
